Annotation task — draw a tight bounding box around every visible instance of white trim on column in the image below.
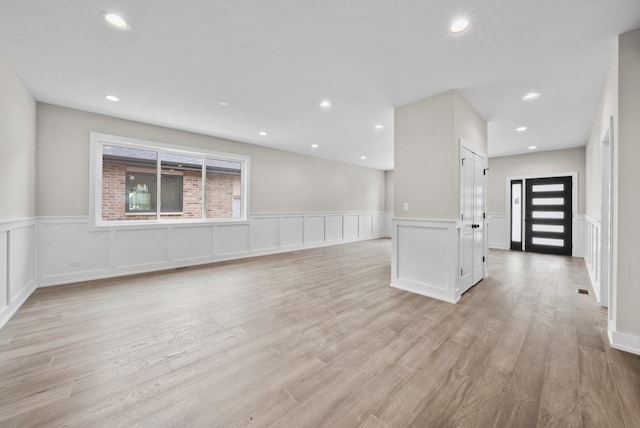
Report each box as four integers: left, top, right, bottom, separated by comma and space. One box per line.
391, 218, 460, 304
0, 218, 37, 330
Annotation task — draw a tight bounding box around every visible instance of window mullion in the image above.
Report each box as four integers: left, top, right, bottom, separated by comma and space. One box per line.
201, 156, 206, 220
156, 152, 162, 220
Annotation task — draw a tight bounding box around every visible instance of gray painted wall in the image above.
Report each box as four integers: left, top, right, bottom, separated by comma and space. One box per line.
36, 104, 386, 217
394, 90, 487, 220
0, 51, 36, 220
585, 49, 618, 220
385, 170, 394, 213
616, 28, 640, 337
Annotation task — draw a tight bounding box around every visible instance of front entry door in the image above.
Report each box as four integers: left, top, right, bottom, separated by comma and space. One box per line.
524, 176, 572, 255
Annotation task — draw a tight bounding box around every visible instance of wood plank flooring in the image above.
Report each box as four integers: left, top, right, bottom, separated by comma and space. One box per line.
1, 238, 639, 427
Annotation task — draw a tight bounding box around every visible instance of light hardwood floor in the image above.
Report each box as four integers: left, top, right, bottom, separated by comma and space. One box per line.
1, 238, 639, 427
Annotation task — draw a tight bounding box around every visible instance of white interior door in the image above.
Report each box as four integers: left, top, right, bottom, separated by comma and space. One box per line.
473, 152, 486, 284
460, 145, 486, 294
460, 147, 474, 293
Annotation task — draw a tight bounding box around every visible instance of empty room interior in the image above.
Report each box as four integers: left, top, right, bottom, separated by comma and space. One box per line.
1, 1, 640, 427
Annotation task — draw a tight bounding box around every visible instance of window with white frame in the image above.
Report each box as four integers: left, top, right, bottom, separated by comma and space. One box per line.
91, 133, 249, 225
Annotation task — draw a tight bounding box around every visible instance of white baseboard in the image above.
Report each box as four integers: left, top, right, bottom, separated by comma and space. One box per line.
0, 280, 36, 330
608, 327, 640, 356
391, 280, 459, 304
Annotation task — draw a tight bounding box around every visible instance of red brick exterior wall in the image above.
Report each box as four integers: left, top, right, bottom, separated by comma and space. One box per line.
206, 173, 234, 218
101, 162, 236, 221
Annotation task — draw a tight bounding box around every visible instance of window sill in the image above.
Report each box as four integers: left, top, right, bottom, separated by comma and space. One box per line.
92, 217, 248, 230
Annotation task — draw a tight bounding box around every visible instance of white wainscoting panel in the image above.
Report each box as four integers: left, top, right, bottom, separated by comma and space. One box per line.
391, 219, 460, 303
584, 216, 601, 302
9, 224, 35, 302
488, 213, 509, 250
343, 215, 359, 240
0, 231, 7, 308
279, 216, 304, 248
216, 224, 250, 256
40, 220, 110, 279
373, 214, 385, 236
397, 226, 449, 289
171, 225, 214, 262
304, 216, 325, 245
116, 228, 168, 269
325, 215, 343, 242
251, 217, 279, 251
358, 214, 373, 237
0, 219, 36, 329
34, 212, 390, 290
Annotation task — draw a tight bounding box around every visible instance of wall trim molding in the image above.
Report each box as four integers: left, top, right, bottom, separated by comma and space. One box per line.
36, 212, 391, 288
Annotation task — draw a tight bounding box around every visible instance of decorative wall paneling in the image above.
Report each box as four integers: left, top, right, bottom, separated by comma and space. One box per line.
487, 213, 509, 250
391, 219, 461, 304
584, 216, 601, 303
0, 219, 36, 329
36, 212, 391, 288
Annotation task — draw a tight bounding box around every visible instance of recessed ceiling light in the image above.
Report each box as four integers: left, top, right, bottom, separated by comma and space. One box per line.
320, 100, 332, 109
219, 101, 229, 106
450, 18, 470, 33
523, 92, 540, 101
105, 95, 119, 102
374, 125, 384, 131
516, 126, 528, 132
103, 13, 130, 30
360, 156, 367, 160
311, 144, 318, 148
259, 131, 267, 136
529, 146, 537, 150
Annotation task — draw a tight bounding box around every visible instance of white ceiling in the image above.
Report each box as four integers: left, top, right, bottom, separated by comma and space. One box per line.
1, 1, 639, 170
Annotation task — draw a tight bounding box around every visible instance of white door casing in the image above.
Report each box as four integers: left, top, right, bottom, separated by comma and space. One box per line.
473, 151, 486, 284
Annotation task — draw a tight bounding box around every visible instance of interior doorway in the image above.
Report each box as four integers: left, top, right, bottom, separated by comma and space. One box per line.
509, 174, 576, 256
